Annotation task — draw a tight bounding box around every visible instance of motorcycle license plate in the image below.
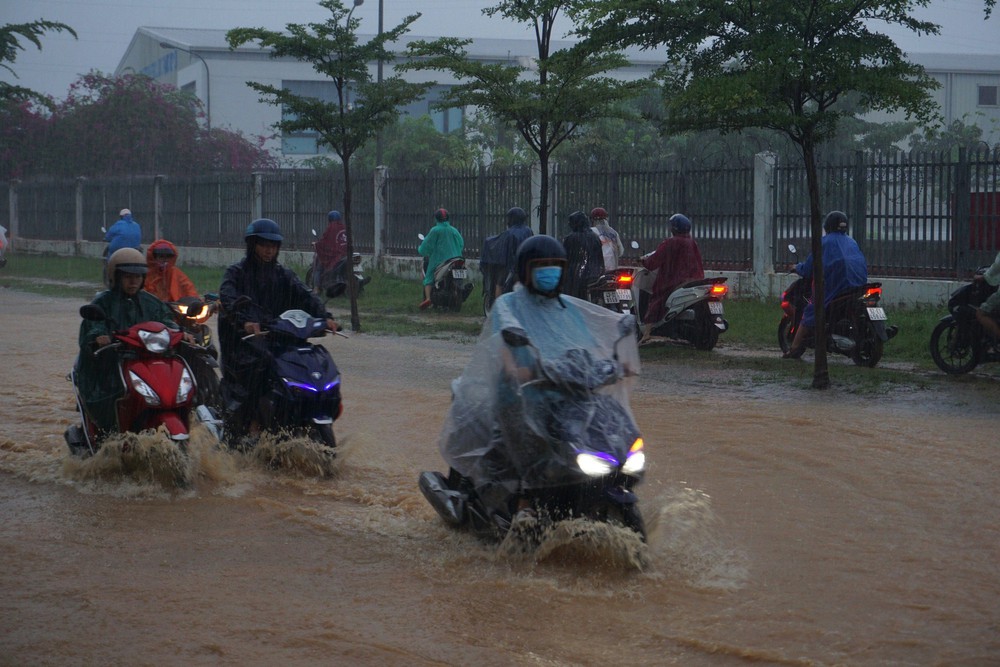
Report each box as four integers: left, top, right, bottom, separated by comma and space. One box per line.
867, 307, 887, 321
603, 291, 620, 304
709, 301, 724, 315
451, 269, 468, 279
616, 289, 632, 302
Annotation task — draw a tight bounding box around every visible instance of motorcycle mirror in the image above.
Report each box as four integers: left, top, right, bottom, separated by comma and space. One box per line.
80, 304, 107, 321
501, 327, 531, 348
100, 226, 107, 234
630, 241, 640, 249
788, 244, 797, 254
417, 233, 425, 241
311, 229, 317, 236
203, 292, 219, 302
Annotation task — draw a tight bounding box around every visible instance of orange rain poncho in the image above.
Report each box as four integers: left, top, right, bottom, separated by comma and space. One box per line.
145, 239, 199, 302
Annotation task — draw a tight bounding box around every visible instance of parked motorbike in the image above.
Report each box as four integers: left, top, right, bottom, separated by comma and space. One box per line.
633, 268, 729, 350
777, 246, 896, 366
64, 304, 200, 458
168, 294, 223, 420
419, 319, 646, 542
417, 234, 474, 311
929, 268, 1000, 374
223, 301, 345, 450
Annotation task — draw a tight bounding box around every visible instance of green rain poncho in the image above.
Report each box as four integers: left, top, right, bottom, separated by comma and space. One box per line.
418, 219, 464, 286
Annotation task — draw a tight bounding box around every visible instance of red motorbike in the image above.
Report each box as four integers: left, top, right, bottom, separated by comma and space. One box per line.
65, 304, 199, 457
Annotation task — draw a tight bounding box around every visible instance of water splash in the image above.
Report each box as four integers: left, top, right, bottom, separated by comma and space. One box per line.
249, 430, 344, 478
61, 428, 194, 491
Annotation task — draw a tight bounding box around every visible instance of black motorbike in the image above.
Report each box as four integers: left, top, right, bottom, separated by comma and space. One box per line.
419, 321, 646, 542
428, 256, 474, 311
168, 294, 222, 415
587, 267, 637, 315
778, 277, 897, 367
929, 269, 1000, 374
222, 301, 344, 449
307, 253, 368, 301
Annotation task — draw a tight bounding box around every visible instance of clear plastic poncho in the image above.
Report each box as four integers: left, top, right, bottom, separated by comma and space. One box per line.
439, 286, 641, 505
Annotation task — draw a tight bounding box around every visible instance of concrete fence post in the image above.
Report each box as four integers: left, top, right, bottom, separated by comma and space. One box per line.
154, 175, 165, 240
753, 151, 777, 299
9, 180, 19, 245
75, 177, 86, 249
374, 166, 388, 262
252, 172, 264, 220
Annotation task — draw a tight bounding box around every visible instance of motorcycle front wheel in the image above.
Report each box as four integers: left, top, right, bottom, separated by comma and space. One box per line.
851, 321, 884, 367
930, 319, 980, 374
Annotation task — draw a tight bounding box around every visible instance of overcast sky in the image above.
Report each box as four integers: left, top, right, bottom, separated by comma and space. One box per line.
2, 0, 999, 102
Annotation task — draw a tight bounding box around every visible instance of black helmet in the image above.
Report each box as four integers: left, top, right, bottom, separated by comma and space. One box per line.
107, 247, 147, 288
568, 210, 590, 232
669, 213, 692, 234
516, 234, 567, 295
245, 218, 283, 243
506, 206, 527, 227
823, 210, 849, 234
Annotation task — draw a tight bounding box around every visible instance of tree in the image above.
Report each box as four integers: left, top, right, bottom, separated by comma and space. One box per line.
228, 0, 431, 331
0, 19, 76, 108
350, 115, 479, 172
404, 0, 646, 235
579, 0, 941, 388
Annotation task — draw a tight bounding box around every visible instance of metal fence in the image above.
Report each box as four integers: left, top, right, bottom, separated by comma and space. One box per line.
4, 149, 1000, 278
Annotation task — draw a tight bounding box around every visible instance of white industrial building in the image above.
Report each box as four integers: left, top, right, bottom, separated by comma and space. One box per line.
116, 26, 1000, 161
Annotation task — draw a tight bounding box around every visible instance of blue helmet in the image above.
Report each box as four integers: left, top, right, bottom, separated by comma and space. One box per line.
669, 213, 692, 234
328, 210, 342, 222
245, 218, 283, 243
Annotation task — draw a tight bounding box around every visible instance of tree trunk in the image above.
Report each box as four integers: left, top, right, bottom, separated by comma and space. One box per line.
802, 137, 829, 389
538, 149, 549, 236
341, 158, 361, 332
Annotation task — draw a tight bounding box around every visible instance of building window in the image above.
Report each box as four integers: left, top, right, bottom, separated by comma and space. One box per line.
979, 85, 999, 107
431, 106, 464, 134
280, 80, 344, 155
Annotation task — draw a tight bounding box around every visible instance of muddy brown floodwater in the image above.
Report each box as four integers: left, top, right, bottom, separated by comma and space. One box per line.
1, 287, 998, 666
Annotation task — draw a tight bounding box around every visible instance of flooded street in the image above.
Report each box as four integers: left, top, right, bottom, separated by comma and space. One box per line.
1, 287, 998, 666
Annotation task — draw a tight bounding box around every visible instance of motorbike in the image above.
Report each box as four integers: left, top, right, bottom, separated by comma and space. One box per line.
223, 300, 345, 450
419, 317, 646, 542
168, 294, 223, 420
307, 230, 368, 301
777, 256, 897, 368
929, 269, 1000, 374
587, 268, 637, 314
417, 233, 474, 311
633, 268, 729, 350
64, 304, 200, 458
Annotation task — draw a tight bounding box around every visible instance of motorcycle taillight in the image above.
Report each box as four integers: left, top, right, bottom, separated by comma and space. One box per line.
710, 283, 728, 298
616, 273, 633, 285
862, 285, 881, 306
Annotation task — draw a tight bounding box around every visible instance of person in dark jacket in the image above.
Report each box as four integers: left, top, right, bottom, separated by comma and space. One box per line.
492, 206, 534, 297
561, 210, 604, 300
218, 218, 338, 436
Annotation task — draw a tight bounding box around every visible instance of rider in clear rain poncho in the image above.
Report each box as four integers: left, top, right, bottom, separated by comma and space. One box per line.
438, 235, 641, 512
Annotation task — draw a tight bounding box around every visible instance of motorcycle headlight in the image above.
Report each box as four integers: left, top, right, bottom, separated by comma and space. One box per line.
283, 377, 319, 393
128, 370, 161, 406
576, 452, 616, 477
622, 437, 646, 475
176, 366, 194, 403
138, 328, 171, 353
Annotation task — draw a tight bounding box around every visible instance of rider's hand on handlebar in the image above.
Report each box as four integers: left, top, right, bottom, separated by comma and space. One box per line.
95, 335, 112, 347
183, 332, 196, 344
243, 321, 262, 336
326, 318, 341, 333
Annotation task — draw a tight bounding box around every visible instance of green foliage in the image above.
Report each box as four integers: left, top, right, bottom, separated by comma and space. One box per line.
351, 115, 480, 172
0, 71, 276, 179
404, 1, 646, 233
909, 118, 996, 156
0, 19, 76, 108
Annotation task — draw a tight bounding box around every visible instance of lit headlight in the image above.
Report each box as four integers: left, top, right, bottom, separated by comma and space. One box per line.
138, 328, 171, 353
283, 377, 319, 393
128, 370, 161, 406
176, 367, 194, 403
576, 452, 615, 477
622, 438, 646, 475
